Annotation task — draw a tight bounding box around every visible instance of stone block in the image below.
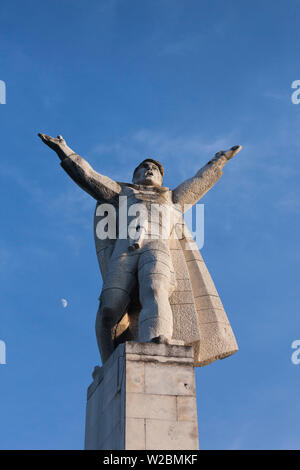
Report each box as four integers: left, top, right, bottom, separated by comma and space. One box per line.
126, 418, 146, 450
177, 396, 197, 422
144, 362, 195, 396
85, 342, 199, 450
145, 419, 198, 450
127, 392, 177, 420
126, 360, 145, 393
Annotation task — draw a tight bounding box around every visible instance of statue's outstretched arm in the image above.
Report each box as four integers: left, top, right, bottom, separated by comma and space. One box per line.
172, 145, 242, 209
38, 133, 121, 201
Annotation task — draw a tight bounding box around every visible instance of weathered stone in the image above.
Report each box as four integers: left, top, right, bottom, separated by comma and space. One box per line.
177, 396, 198, 422
38, 131, 240, 368
126, 360, 145, 393
145, 420, 198, 450
126, 418, 145, 450
127, 393, 177, 420
85, 342, 198, 450
144, 362, 195, 396
125, 340, 193, 359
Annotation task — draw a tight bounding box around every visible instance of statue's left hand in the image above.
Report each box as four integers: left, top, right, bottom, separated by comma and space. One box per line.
215, 145, 242, 161
38, 133, 68, 154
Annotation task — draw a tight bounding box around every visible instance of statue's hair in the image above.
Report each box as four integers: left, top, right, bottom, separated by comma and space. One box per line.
133, 158, 164, 179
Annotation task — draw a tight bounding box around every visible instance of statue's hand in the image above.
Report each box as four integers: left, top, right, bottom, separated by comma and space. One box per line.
214, 145, 242, 161
38, 133, 70, 159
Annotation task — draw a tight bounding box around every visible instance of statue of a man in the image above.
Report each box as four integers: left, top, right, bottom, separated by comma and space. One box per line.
38, 133, 242, 366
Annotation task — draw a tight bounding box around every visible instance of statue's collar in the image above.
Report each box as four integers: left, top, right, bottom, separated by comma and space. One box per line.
118, 182, 170, 193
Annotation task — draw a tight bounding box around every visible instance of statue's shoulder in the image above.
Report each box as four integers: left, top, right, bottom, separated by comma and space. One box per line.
117, 182, 136, 193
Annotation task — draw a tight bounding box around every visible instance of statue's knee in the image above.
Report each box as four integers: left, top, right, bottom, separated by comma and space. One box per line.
149, 278, 169, 299
142, 281, 169, 302
99, 289, 129, 323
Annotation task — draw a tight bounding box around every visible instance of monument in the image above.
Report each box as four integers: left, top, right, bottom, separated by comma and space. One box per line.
38, 132, 242, 449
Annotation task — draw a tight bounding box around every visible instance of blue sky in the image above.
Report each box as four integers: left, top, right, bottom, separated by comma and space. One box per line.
0, 0, 300, 449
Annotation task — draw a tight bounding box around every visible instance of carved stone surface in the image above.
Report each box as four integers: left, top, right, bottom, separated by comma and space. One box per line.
38, 133, 241, 367
85, 341, 199, 450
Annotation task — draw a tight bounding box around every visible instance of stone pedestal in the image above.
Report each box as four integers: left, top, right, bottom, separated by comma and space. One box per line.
85, 341, 199, 450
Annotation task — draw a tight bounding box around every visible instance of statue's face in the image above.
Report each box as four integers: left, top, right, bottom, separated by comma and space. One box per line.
132, 161, 163, 186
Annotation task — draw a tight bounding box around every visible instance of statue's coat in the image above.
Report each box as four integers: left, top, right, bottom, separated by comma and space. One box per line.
61, 152, 239, 367
93, 193, 238, 367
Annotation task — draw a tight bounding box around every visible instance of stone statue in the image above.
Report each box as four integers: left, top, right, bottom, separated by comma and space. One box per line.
38, 133, 242, 366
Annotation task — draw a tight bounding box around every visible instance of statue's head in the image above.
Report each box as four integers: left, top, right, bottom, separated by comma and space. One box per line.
132, 158, 164, 186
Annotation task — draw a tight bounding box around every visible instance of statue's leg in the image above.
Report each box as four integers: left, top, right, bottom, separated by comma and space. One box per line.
137, 246, 173, 342
95, 252, 139, 363
96, 288, 131, 363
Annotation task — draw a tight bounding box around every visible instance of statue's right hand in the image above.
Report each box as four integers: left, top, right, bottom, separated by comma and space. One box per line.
38, 133, 67, 153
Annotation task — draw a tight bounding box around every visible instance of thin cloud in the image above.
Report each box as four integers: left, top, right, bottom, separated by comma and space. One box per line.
276, 192, 300, 213
91, 128, 235, 183
263, 90, 288, 102
48, 188, 92, 229
0, 165, 43, 202
159, 32, 203, 56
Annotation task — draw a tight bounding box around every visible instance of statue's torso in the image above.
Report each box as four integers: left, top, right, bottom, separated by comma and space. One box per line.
94, 183, 181, 243
93, 183, 181, 277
